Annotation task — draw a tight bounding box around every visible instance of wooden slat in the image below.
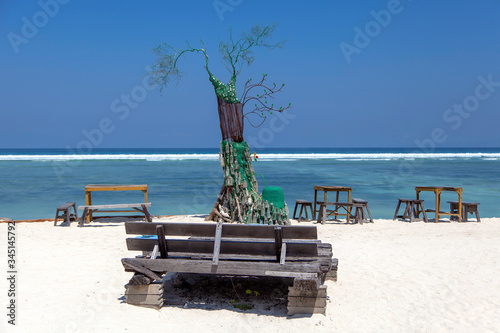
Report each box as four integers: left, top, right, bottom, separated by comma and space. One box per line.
78, 203, 151, 210
212, 221, 223, 265
288, 285, 327, 297
126, 238, 318, 257
287, 306, 326, 315
85, 184, 148, 191
122, 258, 322, 277
125, 222, 317, 239
125, 283, 163, 294
288, 297, 327, 308
156, 225, 168, 259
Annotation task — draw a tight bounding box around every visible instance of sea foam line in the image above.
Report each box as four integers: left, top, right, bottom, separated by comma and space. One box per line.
0, 152, 499, 161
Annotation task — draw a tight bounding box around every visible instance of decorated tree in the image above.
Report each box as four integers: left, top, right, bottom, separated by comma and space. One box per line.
148, 24, 291, 224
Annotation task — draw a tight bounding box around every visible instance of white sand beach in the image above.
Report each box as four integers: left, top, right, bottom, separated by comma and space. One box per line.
1, 216, 499, 333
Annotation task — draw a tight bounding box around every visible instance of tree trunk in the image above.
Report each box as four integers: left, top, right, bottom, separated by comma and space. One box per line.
216, 96, 244, 143
205, 96, 289, 224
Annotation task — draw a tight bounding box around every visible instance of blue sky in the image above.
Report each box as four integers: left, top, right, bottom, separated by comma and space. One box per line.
1, 0, 499, 149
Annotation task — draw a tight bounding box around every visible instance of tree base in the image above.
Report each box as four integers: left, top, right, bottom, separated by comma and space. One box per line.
205, 141, 289, 225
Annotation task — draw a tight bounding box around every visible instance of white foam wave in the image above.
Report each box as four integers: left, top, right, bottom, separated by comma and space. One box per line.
0, 152, 499, 162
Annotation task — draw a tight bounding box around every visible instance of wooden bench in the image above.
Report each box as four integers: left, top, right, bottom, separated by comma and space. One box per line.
78, 203, 152, 227
121, 222, 338, 315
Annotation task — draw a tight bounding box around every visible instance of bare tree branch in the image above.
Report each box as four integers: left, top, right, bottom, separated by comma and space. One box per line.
241, 73, 291, 128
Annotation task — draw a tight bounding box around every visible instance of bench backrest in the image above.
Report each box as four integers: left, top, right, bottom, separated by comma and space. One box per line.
125, 222, 319, 259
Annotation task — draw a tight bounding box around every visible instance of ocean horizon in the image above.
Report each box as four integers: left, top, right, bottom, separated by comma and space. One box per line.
1, 147, 499, 220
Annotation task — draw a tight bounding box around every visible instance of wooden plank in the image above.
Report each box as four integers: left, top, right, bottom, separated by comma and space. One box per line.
126, 238, 318, 257
85, 184, 148, 191
150, 243, 159, 260
288, 285, 327, 297
293, 278, 320, 291
280, 242, 287, 265
78, 203, 151, 210
125, 294, 163, 308
57, 202, 76, 210
125, 283, 163, 294
212, 221, 223, 265
122, 258, 323, 277
156, 225, 168, 259
287, 306, 325, 315
265, 271, 317, 279
125, 222, 318, 240
288, 297, 327, 308
128, 273, 153, 285
274, 226, 283, 262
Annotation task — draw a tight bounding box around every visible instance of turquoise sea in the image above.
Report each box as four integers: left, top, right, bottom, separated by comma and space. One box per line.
0, 148, 499, 220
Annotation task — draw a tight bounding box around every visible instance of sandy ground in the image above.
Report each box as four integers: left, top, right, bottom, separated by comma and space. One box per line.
1, 215, 499, 333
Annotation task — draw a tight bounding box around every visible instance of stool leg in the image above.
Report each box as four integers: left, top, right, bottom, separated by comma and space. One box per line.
308, 204, 314, 221
393, 200, 402, 220
299, 204, 305, 221
420, 203, 428, 222
293, 203, 299, 219
409, 202, 417, 222
462, 206, 468, 222
364, 204, 373, 223
475, 209, 481, 222
54, 210, 60, 226
357, 207, 363, 225
73, 204, 78, 220
321, 205, 326, 224
64, 208, 71, 226
402, 203, 411, 221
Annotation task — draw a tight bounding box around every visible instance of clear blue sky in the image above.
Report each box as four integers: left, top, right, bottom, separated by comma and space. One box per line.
1, 0, 499, 149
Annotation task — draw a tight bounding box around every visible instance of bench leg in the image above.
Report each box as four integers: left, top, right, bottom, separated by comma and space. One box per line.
79, 208, 89, 227
142, 204, 152, 222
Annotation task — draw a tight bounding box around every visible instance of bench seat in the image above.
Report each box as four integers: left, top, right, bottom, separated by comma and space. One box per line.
78, 203, 152, 226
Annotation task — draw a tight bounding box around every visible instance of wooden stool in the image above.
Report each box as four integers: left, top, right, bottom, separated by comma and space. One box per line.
448, 201, 481, 222
54, 202, 78, 226
293, 200, 313, 221
352, 198, 373, 224
393, 198, 428, 222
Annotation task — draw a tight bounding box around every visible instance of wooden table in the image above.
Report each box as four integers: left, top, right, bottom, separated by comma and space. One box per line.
85, 184, 148, 222
313, 186, 352, 220
415, 186, 463, 222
